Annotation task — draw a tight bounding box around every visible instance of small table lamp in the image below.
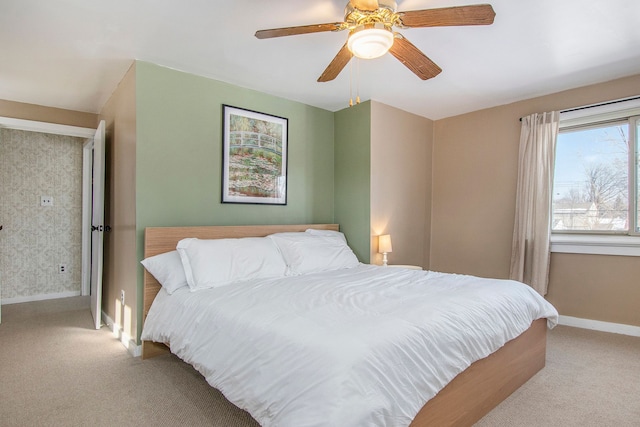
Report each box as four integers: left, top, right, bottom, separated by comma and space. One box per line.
378, 234, 392, 266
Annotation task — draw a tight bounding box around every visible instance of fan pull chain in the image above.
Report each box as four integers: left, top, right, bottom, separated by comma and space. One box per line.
349, 58, 353, 107
356, 58, 360, 105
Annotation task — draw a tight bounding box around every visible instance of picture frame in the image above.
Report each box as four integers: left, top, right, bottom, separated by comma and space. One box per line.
221, 105, 288, 205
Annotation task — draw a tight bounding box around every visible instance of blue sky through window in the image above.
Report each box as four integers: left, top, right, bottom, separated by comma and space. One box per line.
553, 124, 628, 201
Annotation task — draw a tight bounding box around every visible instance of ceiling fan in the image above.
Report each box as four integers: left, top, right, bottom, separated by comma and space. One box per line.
255, 1, 495, 82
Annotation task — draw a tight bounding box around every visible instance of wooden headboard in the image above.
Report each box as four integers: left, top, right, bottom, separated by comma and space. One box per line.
142, 224, 339, 359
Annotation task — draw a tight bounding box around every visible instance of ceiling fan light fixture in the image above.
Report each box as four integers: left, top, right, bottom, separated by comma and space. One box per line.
347, 24, 394, 59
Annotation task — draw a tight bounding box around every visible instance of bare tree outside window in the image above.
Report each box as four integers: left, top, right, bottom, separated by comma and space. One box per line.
552, 123, 629, 231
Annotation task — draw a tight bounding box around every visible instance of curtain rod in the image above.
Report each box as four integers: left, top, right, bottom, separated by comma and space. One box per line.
518, 95, 640, 122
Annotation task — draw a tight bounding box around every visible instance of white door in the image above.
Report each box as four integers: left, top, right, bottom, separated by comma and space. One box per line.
90, 120, 106, 330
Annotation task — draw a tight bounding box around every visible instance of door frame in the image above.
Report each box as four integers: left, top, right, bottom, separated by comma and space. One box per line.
89, 120, 106, 329
81, 138, 94, 296
0, 116, 97, 298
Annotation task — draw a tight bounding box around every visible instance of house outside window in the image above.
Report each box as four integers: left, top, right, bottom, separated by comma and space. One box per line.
550, 97, 640, 256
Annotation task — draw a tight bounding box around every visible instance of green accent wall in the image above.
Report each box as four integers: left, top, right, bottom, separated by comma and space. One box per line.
134, 61, 335, 340
334, 102, 371, 263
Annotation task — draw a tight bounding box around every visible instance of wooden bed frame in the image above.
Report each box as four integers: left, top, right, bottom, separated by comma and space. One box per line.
142, 224, 548, 426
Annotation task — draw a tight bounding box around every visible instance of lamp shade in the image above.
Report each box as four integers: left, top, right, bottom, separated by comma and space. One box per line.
378, 234, 392, 254
347, 24, 394, 59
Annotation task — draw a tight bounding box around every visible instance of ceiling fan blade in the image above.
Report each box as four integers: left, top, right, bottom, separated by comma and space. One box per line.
255, 22, 344, 39
399, 4, 495, 28
388, 36, 442, 80
350, 0, 380, 11
318, 43, 353, 82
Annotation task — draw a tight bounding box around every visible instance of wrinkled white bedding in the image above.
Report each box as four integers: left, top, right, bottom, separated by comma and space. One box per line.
142, 264, 558, 427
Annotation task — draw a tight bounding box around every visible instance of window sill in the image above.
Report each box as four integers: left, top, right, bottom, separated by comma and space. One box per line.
550, 234, 640, 256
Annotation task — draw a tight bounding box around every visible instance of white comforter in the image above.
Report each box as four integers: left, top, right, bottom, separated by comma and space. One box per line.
141, 264, 558, 427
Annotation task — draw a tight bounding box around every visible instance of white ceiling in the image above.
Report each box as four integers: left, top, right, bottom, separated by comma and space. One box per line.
1, 0, 640, 120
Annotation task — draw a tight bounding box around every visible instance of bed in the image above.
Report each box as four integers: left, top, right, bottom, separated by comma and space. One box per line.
141, 224, 558, 426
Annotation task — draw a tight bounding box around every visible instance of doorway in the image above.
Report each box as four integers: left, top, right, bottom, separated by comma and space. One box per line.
0, 117, 104, 327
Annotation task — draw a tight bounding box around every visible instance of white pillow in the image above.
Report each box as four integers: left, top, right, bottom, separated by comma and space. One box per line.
176, 237, 287, 291
267, 232, 359, 275
140, 250, 188, 295
305, 228, 348, 243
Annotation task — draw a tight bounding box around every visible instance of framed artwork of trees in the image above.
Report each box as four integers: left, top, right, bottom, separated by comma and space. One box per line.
221, 105, 288, 205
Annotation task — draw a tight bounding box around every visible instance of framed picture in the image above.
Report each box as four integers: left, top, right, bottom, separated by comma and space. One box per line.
221, 105, 288, 205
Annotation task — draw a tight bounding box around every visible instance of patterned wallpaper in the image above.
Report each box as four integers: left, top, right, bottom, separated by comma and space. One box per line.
0, 128, 85, 300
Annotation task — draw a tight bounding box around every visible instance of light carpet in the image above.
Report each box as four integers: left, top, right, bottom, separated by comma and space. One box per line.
0, 297, 638, 426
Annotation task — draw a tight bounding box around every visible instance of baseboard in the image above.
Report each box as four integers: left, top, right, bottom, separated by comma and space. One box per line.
558, 315, 640, 337
1, 291, 81, 305
102, 310, 142, 357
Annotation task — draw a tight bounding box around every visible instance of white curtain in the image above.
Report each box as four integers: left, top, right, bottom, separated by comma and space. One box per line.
509, 111, 559, 295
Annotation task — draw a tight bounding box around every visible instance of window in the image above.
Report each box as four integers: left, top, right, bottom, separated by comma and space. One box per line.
552, 99, 640, 237
636, 116, 640, 232
552, 121, 631, 232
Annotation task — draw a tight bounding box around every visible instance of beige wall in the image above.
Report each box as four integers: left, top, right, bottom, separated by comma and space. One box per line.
431, 74, 640, 326
0, 99, 97, 128
547, 253, 640, 326
370, 101, 433, 268
98, 63, 137, 343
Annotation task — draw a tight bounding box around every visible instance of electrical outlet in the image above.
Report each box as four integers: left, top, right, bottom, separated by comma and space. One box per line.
58, 264, 67, 274
120, 290, 125, 306
41, 196, 54, 207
